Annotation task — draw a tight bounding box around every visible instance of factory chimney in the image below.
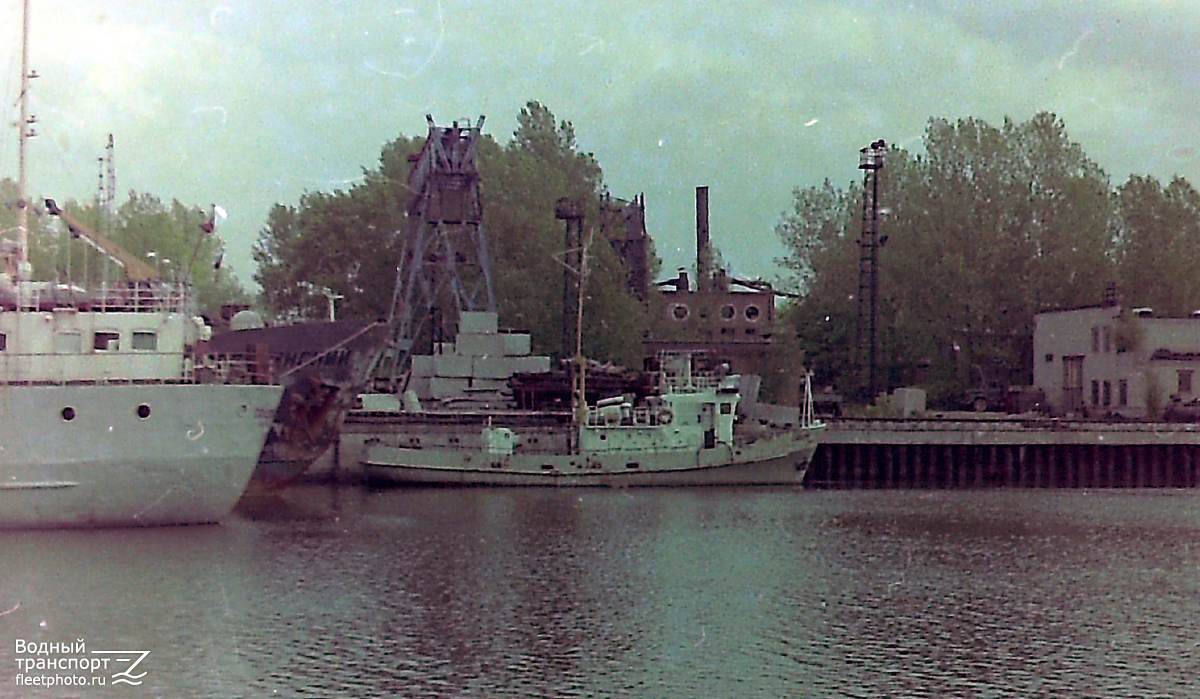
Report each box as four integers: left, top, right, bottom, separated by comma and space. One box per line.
696, 185, 710, 291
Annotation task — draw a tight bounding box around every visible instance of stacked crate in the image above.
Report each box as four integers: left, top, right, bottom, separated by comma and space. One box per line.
408, 312, 551, 408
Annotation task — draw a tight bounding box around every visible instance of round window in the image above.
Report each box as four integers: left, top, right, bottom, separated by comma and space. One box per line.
720, 305, 736, 320
744, 304, 761, 321
671, 303, 690, 321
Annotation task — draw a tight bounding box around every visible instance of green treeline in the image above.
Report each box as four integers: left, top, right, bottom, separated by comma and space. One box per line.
777, 112, 1200, 407
8, 106, 1198, 408
253, 101, 651, 367
0, 179, 247, 311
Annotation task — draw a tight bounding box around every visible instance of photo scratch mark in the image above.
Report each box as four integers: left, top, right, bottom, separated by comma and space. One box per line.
187, 420, 205, 441
363, 1, 445, 80
579, 34, 605, 56
1057, 29, 1093, 70
192, 106, 228, 124
209, 6, 234, 26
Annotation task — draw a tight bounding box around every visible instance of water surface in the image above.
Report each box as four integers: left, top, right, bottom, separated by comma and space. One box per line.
3, 487, 1199, 697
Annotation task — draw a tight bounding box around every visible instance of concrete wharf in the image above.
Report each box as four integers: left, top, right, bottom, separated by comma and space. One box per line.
325, 413, 1200, 489
811, 416, 1200, 489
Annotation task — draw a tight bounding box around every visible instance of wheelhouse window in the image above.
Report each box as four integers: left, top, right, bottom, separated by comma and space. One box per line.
0, 333, 6, 351
93, 331, 120, 351
132, 331, 158, 351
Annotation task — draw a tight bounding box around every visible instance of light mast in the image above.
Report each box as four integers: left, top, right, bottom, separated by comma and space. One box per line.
15, 0, 38, 280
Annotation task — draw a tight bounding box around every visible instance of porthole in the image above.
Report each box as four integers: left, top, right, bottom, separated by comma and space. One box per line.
744, 304, 761, 321
720, 304, 736, 320
136, 404, 152, 419
670, 303, 690, 321
61, 406, 76, 421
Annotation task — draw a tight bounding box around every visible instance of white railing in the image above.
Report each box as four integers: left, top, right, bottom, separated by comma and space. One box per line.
11, 282, 193, 315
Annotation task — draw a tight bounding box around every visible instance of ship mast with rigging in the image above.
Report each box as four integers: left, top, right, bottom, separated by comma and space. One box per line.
14, 0, 37, 281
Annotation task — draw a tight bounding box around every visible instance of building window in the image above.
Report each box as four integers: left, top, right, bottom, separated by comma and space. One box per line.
1091, 380, 1100, 406
1103, 327, 1112, 353
1119, 379, 1128, 406
1180, 370, 1194, 395
1045, 354, 1054, 363
1103, 380, 1111, 406
1091, 327, 1100, 352
0, 333, 5, 351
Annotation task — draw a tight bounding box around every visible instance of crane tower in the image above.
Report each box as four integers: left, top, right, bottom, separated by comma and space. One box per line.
381, 115, 495, 390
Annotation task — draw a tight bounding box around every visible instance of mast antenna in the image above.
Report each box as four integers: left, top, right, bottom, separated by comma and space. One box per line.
15, 0, 39, 280
104, 134, 116, 231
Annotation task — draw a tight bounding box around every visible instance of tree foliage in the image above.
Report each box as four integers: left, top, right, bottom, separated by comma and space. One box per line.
779, 113, 1125, 404
1112, 175, 1200, 316
254, 101, 649, 365
1, 179, 247, 314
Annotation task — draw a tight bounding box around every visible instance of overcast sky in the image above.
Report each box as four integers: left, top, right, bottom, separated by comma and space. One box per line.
3, 0, 1199, 289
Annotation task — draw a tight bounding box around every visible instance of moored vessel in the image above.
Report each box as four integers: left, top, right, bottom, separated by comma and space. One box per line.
1, 1, 282, 527
364, 349, 824, 486
0, 264, 282, 527
202, 315, 388, 492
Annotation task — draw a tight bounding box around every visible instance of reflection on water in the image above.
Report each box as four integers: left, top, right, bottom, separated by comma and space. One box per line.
2, 487, 1200, 697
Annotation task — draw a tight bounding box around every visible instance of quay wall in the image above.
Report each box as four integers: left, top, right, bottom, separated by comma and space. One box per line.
313, 414, 1200, 489
811, 417, 1200, 489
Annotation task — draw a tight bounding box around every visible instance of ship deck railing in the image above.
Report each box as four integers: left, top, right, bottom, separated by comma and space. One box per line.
193, 354, 277, 385
3, 282, 194, 315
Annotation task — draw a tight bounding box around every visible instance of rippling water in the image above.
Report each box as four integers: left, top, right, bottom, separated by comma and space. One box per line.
3, 486, 1200, 698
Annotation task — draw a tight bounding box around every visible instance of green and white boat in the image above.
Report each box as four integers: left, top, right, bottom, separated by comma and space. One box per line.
364, 350, 824, 487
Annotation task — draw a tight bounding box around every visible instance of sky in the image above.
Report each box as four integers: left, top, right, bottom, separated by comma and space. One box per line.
3, 0, 1199, 291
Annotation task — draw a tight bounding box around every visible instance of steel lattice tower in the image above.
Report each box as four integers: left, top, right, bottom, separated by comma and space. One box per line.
856, 139, 886, 400
382, 115, 496, 390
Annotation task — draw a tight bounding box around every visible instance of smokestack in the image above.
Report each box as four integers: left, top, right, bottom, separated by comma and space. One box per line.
696, 185, 710, 288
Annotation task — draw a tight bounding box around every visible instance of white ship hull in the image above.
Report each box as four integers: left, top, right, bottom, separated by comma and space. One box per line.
365, 425, 823, 487
0, 383, 282, 528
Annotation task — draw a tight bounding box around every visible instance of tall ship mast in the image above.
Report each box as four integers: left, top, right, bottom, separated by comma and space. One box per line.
14, 0, 34, 281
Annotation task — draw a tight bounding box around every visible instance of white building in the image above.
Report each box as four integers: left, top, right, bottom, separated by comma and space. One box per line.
1033, 304, 1200, 418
